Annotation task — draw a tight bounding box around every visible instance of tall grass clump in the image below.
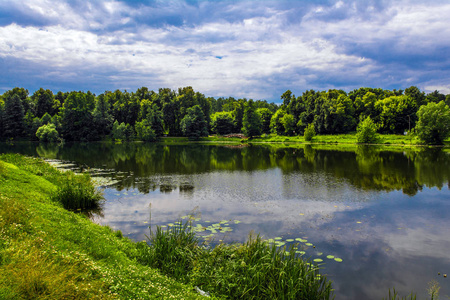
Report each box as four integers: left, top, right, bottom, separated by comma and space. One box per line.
144, 221, 200, 282
144, 221, 334, 299
52, 172, 103, 210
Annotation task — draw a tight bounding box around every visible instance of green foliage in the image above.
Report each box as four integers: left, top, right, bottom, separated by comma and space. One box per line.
145, 222, 334, 300
356, 116, 379, 143
61, 91, 96, 141
257, 108, 273, 134
51, 172, 103, 210
32, 88, 55, 118
180, 105, 208, 140
281, 113, 296, 136
415, 101, 450, 145
112, 120, 134, 141
210, 111, 234, 135
242, 99, 262, 138
40, 112, 52, 125
304, 123, 316, 141
375, 95, 417, 134
270, 109, 286, 135
3, 94, 25, 138
36, 123, 60, 143
135, 119, 157, 142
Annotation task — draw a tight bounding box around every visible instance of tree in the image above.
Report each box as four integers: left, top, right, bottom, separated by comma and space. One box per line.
356, 117, 379, 144
180, 105, 208, 140
3, 94, 25, 138
270, 109, 286, 135
281, 113, 295, 136
211, 112, 234, 135
93, 94, 114, 137
257, 108, 273, 134
36, 123, 60, 142
242, 100, 262, 138
415, 101, 450, 145
304, 123, 316, 141
32, 88, 55, 118
135, 119, 157, 142
61, 91, 96, 141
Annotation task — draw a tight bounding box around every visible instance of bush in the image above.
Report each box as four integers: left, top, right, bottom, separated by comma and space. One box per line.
415, 101, 450, 145
304, 123, 316, 141
36, 123, 60, 143
356, 117, 379, 144
52, 172, 103, 210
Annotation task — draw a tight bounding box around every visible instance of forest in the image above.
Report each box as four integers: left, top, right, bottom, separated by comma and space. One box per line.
0, 86, 449, 144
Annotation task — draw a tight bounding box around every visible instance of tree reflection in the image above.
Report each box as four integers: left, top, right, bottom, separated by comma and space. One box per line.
1, 142, 449, 195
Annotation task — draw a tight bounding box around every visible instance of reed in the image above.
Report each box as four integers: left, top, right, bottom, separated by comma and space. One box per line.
144, 221, 334, 300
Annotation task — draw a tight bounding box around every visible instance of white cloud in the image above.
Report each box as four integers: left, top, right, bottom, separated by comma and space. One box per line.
1, 0, 449, 98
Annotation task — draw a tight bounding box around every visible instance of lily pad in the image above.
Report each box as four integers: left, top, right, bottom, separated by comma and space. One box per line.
313, 259, 323, 263
274, 237, 283, 240
305, 243, 313, 246
286, 239, 294, 242
326, 255, 335, 259
334, 258, 343, 262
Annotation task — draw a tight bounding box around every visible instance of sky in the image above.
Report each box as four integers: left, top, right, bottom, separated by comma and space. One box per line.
0, 0, 449, 102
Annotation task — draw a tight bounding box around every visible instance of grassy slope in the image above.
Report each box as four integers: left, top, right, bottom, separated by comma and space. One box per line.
0, 155, 205, 300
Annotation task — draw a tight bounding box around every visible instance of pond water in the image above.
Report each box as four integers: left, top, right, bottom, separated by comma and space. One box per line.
1, 142, 450, 300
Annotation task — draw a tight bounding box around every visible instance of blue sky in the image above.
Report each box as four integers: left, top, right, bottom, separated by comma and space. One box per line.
1, 0, 449, 102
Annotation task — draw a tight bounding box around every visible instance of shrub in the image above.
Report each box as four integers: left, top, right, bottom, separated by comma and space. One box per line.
52, 172, 103, 210
356, 117, 379, 144
36, 124, 60, 143
304, 123, 316, 141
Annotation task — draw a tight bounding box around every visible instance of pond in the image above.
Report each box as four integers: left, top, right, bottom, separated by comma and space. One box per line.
1, 142, 449, 300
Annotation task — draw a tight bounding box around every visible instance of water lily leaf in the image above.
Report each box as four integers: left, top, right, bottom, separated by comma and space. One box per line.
313, 259, 323, 263
326, 255, 335, 259
274, 237, 283, 240
286, 239, 294, 242
168, 223, 174, 227
305, 243, 313, 246
334, 258, 343, 262
234, 220, 241, 224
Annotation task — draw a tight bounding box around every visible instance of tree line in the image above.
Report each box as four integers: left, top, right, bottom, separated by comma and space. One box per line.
0, 86, 449, 144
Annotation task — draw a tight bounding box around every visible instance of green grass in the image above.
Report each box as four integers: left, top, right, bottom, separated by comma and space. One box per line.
0, 154, 205, 299
141, 221, 334, 300
171, 133, 450, 147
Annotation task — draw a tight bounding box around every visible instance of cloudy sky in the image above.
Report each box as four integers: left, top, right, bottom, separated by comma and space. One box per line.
1, 0, 449, 101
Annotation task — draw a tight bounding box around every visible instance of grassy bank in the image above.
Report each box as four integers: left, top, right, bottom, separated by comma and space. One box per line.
161, 133, 449, 147
0, 154, 205, 299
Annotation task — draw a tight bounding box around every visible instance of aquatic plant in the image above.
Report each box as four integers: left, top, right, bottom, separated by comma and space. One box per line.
143, 220, 334, 299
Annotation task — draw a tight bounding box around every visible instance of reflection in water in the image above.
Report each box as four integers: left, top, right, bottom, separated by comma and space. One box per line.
1, 142, 450, 300
2, 142, 448, 195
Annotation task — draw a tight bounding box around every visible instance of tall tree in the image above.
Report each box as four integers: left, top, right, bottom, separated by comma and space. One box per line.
32, 88, 55, 118
3, 94, 25, 138
242, 100, 262, 138
61, 91, 96, 141
180, 105, 208, 140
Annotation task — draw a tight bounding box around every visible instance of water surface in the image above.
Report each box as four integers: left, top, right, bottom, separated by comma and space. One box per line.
1, 142, 449, 300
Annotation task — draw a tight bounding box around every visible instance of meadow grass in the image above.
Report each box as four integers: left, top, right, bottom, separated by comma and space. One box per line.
178, 133, 450, 147
141, 221, 334, 300
0, 155, 205, 299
